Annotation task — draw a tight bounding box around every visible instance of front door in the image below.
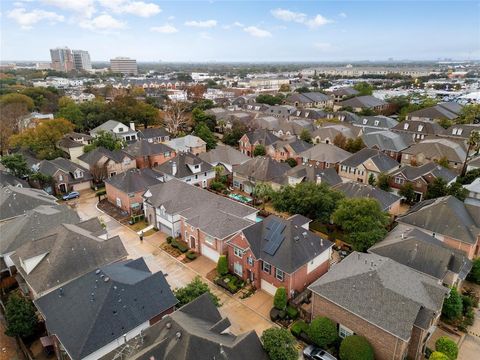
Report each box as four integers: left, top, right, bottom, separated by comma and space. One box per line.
58, 183, 67, 193
190, 236, 196, 249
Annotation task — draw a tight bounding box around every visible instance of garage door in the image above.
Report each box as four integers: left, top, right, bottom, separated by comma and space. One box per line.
261, 279, 278, 296
159, 223, 172, 236
201, 244, 220, 262
72, 182, 91, 191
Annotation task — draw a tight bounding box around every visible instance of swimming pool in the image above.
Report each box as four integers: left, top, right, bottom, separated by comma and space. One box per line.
228, 193, 253, 203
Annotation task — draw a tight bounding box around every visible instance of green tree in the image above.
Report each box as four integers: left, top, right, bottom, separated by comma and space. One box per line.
272, 182, 344, 222
435, 336, 458, 360
429, 352, 451, 360
0, 153, 30, 177
21, 87, 60, 113
332, 198, 390, 252
0, 93, 35, 111
223, 121, 248, 147
436, 156, 450, 169
192, 107, 216, 131
344, 137, 365, 153
56, 97, 84, 124
252, 182, 274, 208
285, 158, 297, 167
295, 86, 311, 93
467, 258, 480, 284
108, 95, 158, 129
377, 173, 391, 192
273, 287, 287, 310
457, 168, 480, 185
458, 104, 480, 124
461, 130, 480, 176
426, 178, 468, 201
261, 328, 298, 360
399, 183, 416, 204
173, 276, 220, 307
217, 255, 228, 276
5, 293, 38, 338
279, 83, 291, 92
307, 317, 337, 348
194, 123, 217, 150
256, 94, 284, 106
339, 335, 374, 360
353, 82, 374, 96
84, 131, 124, 152
442, 287, 463, 321
446, 182, 468, 202
253, 144, 266, 157
300, 129, 312, 143
368, 173, 376, 186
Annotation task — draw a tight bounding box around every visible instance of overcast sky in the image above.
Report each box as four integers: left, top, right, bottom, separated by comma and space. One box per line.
1, 0, 479, 62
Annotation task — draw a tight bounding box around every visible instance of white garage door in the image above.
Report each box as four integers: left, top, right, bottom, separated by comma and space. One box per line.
261, 279, 278, 296
201, 244, 220, 262
159, 223, 172, 236
72, 181, 91, 191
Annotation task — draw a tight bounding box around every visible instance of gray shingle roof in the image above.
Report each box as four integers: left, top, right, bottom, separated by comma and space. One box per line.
240, 215, 333, 274
309, 252, 448, 340
37, 157, 93, 182
0, 204, 80, 254
78, 147, 134, 166
333, 182, 400, 211
341, 148, 400, 172
12, 222, 127, 296
137, 127, 170, 139
340, 95, 387, 109
166, 135, 206, 152
369, 225, 472, 281
402, 138, 467, 163
233, 157, 290, 184
197, 144, 250, 167
407, 102, 463, 120
124, 140, 175, 157
285, 165, 342, 186
392, 120, 445, 136
99, 293, 268, 360
298, 143, 351, 163
35, 258, 177, 360
397, 196, 480, 245
390, 162, 457, 183
0, 186, 57, 221
0, 170, 29, 188
244, 129, 281, 146
362, 130, 413, 152
352, 115, 398, 130
152, 153, 213, 179
105, 168, 161, 194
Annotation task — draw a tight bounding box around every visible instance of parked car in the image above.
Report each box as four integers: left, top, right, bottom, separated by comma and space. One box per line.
62, 191, 80, 201
303, 345, 337, 360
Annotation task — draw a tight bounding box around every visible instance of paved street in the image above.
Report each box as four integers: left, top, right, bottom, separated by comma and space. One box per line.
73, 190, 274, 336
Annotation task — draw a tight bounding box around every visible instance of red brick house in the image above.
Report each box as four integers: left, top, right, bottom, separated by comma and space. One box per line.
124, 140, 176, 169
239, 129, 281, 157
309, 252, 448, 360
266, 138, 312, 163
226, 214, 333, 297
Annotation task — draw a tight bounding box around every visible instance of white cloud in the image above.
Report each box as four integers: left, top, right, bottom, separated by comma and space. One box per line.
244, 26, 271, 38
314, 42, 332, 51
98, 0, 161, 17
167, 15, 175, 20
271, 8, 306, 23
184, 19, 217, 28
42, 0, 95, 18
223, 21, 244, 30
7, 7, 64, 30
200, 32, 212, 40
271, 8, 333, 29
339, 12, 347, 18
233, 21, 244, 27
150, 24, 178, 33
80, 14, 125, 30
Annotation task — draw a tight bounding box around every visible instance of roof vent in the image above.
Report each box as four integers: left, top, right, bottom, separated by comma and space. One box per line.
302, 231, 307, 238
166, 322, 171, 329
95, 269, 101, 275
294, 236, 300, 241
176, 331, 182, 339
58, 288, 64, 297
104, 277, 110, 282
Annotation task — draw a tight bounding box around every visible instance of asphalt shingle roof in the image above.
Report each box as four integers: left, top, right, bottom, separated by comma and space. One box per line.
124, 140, 175, 157
333, 182, 400, 211
0, 186, 57, 221
233, 157, 291, 184
105, 168, 161, 194
298, 143, 351, 163
340, 95, 387, 109
198, 144, 250, 167
78, 147, 133, 166
341, 148, 400, 172
285, 165, 342, 186
152, 153, 213, 179
35, 258, 177, 360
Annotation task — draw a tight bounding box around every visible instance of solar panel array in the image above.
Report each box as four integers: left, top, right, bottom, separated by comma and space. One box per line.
263, 219, 286, 256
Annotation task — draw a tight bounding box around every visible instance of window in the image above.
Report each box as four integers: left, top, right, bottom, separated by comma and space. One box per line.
205, 235, 215, 245
234, 247, 242, 258
403, 123, 409, 130
275, 268, 284, 281
123, 158, 131, 165
247, 256, 254, 266
262, 261, 271, 274
374, 120, 380, 126
118, 127, 124, 132
58, 174, 63, 181
363, 119, 368, 125
394, 177, 404, 185
339, 324, 354, 339
418, 125, 424, 132
194, 165, 199, 169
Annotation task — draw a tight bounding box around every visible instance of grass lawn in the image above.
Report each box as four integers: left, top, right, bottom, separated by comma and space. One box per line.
128, 220, 149, 232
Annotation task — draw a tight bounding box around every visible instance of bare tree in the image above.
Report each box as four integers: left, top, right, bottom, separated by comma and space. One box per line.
0, 103, 28, 155
163, 101, 189, 136
90, 162, 108, 184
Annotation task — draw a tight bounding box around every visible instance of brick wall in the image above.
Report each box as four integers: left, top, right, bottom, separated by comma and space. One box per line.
105, 183, 143, 213
311, 293, 409, 360
135, 151, 176, 169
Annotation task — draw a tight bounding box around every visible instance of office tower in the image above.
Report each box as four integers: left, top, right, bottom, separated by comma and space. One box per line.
50, 47, 74, 72
73, 50, 92, 71
110, 57, 138, 75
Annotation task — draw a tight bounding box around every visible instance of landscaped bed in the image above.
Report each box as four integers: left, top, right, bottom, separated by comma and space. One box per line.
160, 237, 198, 263
215, 273, 245, 294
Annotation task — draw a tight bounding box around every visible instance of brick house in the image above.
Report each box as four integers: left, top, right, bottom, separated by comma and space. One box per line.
36, 157, 93, 194
226, 215, 333, 297
336, 95, 388, 113
296, 143, 351, 170
166, 135, 207, 155
396, 196, 480, 259
266, 138, 312, 163
338, 148, 400, 184
389, 162, 457, 202
105, 169, 161, 214
392, 120, 445, 142
77, 147, 136, 181
309, 252, 448, 360
143, 179, 257, 262
124, 140, 176, 169
285, 92, 334, 109
361, 130, 414, 162
239, 129, 281, 157
137, 127, 171, 143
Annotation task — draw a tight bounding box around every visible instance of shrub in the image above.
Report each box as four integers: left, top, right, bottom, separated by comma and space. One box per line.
5, 293, 38, 338
339, 335, 374, 360
177, 241, 189, 253
435, 336, 458, 360
217, 255, 228, 276
467, 258, 480, 284
210, 181, 226, 192
308, 317, 337, 348
273, 287, 287, 310
170, 239, 179, 248
285, 158, 297, 167
286, 305, 299, 320
278, 310, 287, 320
96, 189, 106, 196
166, 236, 173, 244
442, 287, 463, 321
429, 352, 451, 360
186, 251, 197, 260
174, 276, 220, 307
227, 281, 238, 293
290, 320, 308, 337
261, 328, 298, 360
270, 308, 280, 321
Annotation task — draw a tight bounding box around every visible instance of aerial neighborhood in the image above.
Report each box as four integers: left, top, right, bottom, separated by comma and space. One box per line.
1, 2, 480, 360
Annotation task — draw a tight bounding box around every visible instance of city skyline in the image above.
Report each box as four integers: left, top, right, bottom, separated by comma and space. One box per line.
1, 0, 479, 62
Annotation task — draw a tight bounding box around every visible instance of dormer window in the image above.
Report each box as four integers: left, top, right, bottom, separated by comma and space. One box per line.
374, 120, 379, 126
363, 119, 368, 125
418, 125, 424, 131
194, 165, 199, 169
403, 123, 409, 130
118, 127, 124, 132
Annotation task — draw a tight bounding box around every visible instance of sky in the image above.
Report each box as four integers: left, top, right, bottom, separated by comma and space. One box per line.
1, 0, 479, 62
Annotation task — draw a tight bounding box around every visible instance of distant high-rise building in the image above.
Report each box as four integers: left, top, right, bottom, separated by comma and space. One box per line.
110, 57, 138, 75
72, 50, 92, 71
50, 47, 74, 72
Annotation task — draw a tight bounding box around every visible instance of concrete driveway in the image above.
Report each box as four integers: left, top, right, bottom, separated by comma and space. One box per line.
74, 190, 274, 336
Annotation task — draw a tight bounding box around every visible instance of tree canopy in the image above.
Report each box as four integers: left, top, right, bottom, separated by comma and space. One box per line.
253, 144, 266, 157
5, 293, 38, 338
425, 178, 468, 202
194, 123, 217, 150
307, 317, 338, 348
441, 287, 463, 321
332, 198, 390, 251
0, 153, 30, 177
84, 131, 124, 152
256, 94, 284, 106
353, 82, 374, 96
261, 328, 298, 360
173, 276, 220, 307
435, 336, 458, 360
